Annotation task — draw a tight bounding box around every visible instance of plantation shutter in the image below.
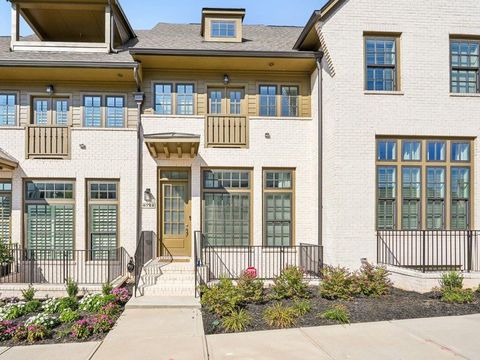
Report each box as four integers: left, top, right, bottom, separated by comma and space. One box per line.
265, 193, 292, 246
90, 204, 117, 259
0, 194, 11, 244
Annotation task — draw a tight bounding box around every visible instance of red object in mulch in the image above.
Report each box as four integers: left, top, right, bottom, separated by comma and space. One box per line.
245, 266, 257, 278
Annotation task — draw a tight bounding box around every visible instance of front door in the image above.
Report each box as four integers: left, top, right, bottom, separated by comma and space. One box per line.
160, 176, 191, 257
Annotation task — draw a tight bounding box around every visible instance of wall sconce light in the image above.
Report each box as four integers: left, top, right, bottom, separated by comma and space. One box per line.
265, 132, 271, 139
223, 74, 230, 86
144, 188, 153, 202
46, 85, 55, 96
79, 144, 86, 150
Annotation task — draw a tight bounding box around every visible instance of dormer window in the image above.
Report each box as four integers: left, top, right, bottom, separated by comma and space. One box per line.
201, 8, 245, 43
211, 21, 236, 38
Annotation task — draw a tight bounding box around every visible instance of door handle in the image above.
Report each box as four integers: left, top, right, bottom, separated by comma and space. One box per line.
185, 224, 189, 236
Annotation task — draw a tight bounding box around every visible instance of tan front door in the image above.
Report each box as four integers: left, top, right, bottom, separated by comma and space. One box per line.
160, 179, 191, 257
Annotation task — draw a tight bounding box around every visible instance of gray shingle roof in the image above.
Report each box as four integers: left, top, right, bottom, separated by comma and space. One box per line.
0, 23, 305, 65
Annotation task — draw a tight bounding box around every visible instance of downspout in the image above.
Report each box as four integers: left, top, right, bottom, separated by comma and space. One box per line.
108, 0, 119, 54
315, 52, 324, 247
133, 63, 144, 247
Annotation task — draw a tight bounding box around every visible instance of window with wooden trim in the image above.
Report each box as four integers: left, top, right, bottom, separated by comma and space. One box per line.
263, 170, 294, 246
106, 96, 125, 128
451, 39, 480, 93
365, 37, 398, 91
376, 138, 473, 230
84, 95, 102, 127
88, 181, 119, 260
154, 84, 173, 115
24, 181, 75, 257
202, 169, 251, 246
211, 21, 236, 38
259, 85, 277, 116
0, 94, 16, 126
176, 84, 195, 115
0, 181, 12, 244
281, 86, 299, 117
32, 97, 70, 125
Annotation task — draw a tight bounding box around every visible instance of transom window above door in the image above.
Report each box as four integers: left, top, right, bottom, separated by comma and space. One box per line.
32, 97, 69, 125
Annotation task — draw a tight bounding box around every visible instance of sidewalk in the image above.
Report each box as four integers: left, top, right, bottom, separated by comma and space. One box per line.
206, 314, 480, 360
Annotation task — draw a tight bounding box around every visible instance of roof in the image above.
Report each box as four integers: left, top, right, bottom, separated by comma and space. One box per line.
0, 148, 18, 170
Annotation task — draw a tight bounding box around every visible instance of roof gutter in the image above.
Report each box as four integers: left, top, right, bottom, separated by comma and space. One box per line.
0, 60, 139, 69
129, 48, 318, 59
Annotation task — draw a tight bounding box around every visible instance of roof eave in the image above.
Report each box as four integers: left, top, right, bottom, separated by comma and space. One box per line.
129, 48, 318, 59
0, 60, 139, 69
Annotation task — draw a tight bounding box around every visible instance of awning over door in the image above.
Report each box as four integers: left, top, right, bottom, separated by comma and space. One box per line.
144, 132, 200, 159
0, 149, 18, 171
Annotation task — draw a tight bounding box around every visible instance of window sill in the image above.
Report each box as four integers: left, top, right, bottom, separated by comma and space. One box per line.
143, 114, 203, 119
364, 91, 404, 96
250, 116, 312, 121
72, 127, 136, 132
450, 93, 480, 98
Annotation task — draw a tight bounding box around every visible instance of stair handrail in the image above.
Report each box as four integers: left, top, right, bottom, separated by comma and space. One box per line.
134, 230, 156, 297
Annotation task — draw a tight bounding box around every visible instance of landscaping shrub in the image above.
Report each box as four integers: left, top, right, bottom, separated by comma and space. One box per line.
66, 278, 79, 299
237, 271, 264, 303
21, 286, 36, 302
57, 296, 78, 312
99, 302, 121, 317
200, 278, 245, 317
42, 298, 60, 314
0, 303, 26, 321
439, 272, 464, 291
221, 309, 252, 332
441, 288, 474, 304
91, 314, 115, 334
356, 262, 392, 297
263, 303, 297, 328
319, 266, 359, 300
59, 309, 80, 324
26, 324, 50, 343
25, 313, 60, 329
70, 319, 93, 339
270, 266, 309, 300
111, 287, 130, 305
79, 294, 116, 313
102, 283, 113, 296
0, 321, 17, 341
320, 304, 350, 324
24, 300, 42, 314
12, 325, 27, 343
292, 299, 312, 317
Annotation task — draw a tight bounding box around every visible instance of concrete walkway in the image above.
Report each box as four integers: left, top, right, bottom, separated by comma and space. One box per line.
207, 314, 480, 360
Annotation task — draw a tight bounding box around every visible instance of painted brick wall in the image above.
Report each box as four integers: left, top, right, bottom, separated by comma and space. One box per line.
318, 0, 480, 269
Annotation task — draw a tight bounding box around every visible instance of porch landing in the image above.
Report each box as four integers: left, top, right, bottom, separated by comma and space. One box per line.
126, 295, 200, 309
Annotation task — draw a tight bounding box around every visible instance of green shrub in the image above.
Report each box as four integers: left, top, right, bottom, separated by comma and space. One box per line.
57, 296, 78, 312
41, 298, 60, 314
439, 272, 464, 291
26, 324, 50, 343
66, 278, 79, 298
319, 266, 359, 300
200, 278, 245, 317
270, 266, 309, 300
292, 299, 312, 317
263, 303, 297, 328
25, 313, 60, 329
237, 272, 264, 303
79, 294, 116, 313
99, 302, 121, 317
320, 304, 350, 324
59, 308, 80, 324
2, 304, 26, 320
102, 283, 113, 296
221, 309, 252, 332
24, 300, 42, 314
441, 288, 474, 304
21, 285, 36, 302
356, 262, 391, 297
13, 325, 27, 342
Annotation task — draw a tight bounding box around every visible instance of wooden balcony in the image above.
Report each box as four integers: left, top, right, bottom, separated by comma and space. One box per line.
26, 125, 70, 159
205, 115, 249, 148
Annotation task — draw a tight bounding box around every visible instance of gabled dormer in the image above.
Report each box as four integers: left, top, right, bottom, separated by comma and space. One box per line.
201, 8, 245, 43
8, 0, 136, 53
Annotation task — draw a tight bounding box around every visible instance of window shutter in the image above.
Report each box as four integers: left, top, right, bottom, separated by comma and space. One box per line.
0, 195, 11, 243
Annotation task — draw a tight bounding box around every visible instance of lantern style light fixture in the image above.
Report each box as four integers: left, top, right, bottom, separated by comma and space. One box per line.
223, 74, 230, 85
46, 84, 55, 96
144, 188, 153, 202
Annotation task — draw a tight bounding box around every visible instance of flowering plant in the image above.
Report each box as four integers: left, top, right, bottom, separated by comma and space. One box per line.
92, 314, 114, 333
0, 320, 18, 341
12, 325, 27, 342
0, 302, 26, 321
41, 298, 60, 314
70, 318, 94, 339
79, 294, 115, 313
111, 288, 129, 305
25, 313, 60, 329
99, 302, 120, 317
26, 324, 50, 343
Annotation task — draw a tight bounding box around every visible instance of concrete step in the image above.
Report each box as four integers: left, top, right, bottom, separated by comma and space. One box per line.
126, 296, 200, 309
143, 288, 196, 297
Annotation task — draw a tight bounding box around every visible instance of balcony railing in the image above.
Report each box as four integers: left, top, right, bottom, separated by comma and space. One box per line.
26, 125, 70, 159
205, 115, 248, 148
377, 230, 480, 272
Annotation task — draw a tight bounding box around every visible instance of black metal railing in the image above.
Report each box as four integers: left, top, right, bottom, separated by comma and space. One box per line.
0, 246, 130, 284
194, 231, 323, 296
377, 230, 480, 273
134, 230, 156, 297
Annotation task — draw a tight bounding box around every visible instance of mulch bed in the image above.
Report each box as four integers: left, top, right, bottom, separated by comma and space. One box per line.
202, 287, 480, 334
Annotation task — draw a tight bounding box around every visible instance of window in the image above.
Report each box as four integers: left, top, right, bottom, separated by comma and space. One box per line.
24, 181, 75, 257
84, 96, 102, 127
0, 181, 12, 244
281, 86, 299, 117
259, 85, 277, 116
154, 84, 173, 115
211, 21, 236, 38
451, 40, 479, 93
451, 142, 470, 161
208, 89, 223, 114
176, 84, 194, 115
402, 141, 421, 161
228, 89, 243, 115
34, 99, 49, 125
451, 167, 470, 230
0, 94, 16, 126
377, 140, 396, 161
264, 170, 294, 246
427, 141, 446, 161
377, 167, 396, 229
55, 99, 69, 125
365, 37, 398, 91
88, 181, 119, 260
33, 97, 69, 125
426, 167, 445, 230
106, 96, 124, 128
202, 170, 251, 246
376, 138, 473, 230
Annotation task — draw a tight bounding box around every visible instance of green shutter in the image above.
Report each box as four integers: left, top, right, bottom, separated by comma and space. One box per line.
90, 205, 118, 260
265, 193, 292, 246
0, 194, 11, 244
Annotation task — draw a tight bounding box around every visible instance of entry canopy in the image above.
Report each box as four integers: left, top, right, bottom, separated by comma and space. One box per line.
0, 149, 18, 171
144, 133, 200, 159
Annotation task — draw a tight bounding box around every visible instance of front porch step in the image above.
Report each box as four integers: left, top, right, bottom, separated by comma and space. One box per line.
143, 284, 196, 297
126, 296, 200, 309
